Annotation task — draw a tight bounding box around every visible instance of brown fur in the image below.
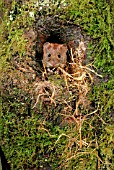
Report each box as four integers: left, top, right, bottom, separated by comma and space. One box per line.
42, 42, 68, 68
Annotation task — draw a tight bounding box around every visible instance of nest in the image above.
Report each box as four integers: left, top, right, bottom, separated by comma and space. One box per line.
10, 38, 102, 117
31, 40, 102, 121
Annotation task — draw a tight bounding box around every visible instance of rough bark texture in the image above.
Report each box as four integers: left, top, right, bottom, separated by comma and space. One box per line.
34, 15, 84, 61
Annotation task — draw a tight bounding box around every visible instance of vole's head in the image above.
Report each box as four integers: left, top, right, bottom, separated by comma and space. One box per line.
43, 42, 68, 68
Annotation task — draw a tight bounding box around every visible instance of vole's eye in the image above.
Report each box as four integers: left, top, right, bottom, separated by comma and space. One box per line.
58, 54, 61, 58
48, 53, 51, 57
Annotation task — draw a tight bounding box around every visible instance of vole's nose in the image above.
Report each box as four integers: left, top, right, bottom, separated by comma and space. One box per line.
51, 61, 55, 67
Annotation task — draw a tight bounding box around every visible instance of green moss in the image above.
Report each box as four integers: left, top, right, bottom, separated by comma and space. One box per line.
0, 0, 113, 169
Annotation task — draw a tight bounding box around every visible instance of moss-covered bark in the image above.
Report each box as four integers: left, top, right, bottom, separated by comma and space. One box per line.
0, 0, 113, 169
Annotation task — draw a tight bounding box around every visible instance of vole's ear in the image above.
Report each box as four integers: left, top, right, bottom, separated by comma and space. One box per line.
43, 42, 50, 49
43, 42, 51, 53
61, 44, 68, 53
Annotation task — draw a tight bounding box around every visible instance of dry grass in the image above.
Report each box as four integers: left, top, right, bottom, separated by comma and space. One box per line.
3, 38, 103, 168
12, 38, 102, 124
